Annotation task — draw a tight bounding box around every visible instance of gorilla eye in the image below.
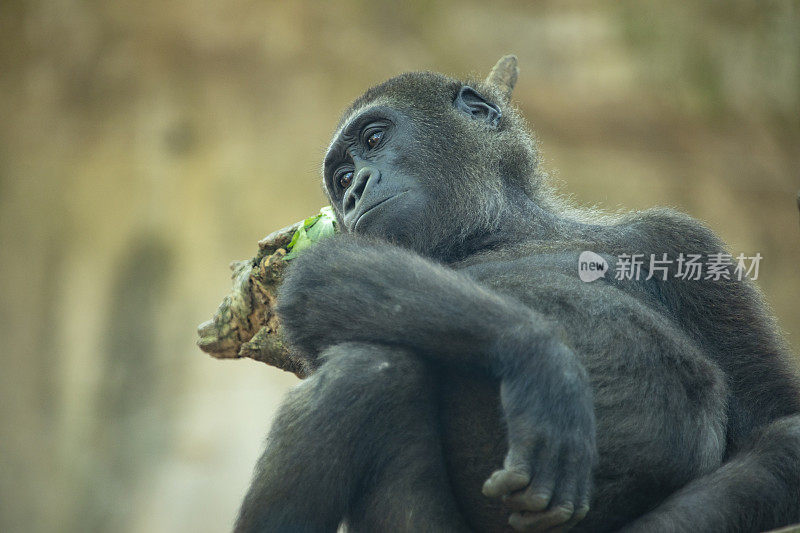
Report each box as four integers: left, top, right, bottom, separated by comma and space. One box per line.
338, 171, 354, 189
366, 130, 383, 149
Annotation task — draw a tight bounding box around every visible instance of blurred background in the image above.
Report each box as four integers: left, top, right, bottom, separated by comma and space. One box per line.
1, 1, 798, 531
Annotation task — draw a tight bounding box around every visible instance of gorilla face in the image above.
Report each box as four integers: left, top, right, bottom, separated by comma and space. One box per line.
323, 86, 503, 256
323, 105, 430, 247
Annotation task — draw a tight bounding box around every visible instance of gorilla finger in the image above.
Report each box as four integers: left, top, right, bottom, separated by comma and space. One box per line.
509, 503, 574, 532
573, 476, 591, 521
563, 475, 591, 528
504, 486, 552, 513
556, 502, 590, 531
521, 444, 560, 507
544, 474, 589, 532
483, 469, 530, 499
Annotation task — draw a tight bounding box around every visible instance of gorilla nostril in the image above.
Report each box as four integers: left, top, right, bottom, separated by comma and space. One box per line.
354, 179, 367, 197
344, 168, 377, 214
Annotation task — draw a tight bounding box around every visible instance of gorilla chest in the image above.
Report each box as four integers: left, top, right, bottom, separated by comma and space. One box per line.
439, 370, 512, 532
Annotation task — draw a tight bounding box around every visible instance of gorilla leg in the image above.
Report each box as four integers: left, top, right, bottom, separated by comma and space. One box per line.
234, 342, 468, 533
621, 414, 800, 532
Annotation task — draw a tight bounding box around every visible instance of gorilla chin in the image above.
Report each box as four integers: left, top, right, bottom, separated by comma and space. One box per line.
352, 190, 421, 242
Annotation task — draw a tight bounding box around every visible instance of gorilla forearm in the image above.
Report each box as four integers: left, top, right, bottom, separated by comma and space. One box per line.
280, 235, 564, 374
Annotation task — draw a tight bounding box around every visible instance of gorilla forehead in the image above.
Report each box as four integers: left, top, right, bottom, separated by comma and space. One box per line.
337, 71, 462, 131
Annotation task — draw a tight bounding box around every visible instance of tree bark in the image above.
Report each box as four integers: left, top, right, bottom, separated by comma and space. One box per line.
196, 220, 315, 378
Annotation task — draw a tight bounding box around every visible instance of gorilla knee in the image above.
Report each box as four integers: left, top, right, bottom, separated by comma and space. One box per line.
288, 343, 434, 417
318, 342, 427, 384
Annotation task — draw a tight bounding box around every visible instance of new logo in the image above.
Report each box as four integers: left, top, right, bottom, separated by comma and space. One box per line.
578, 251, 609, 282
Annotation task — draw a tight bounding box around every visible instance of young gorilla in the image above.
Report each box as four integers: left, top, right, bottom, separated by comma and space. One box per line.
235, 57, 800, 532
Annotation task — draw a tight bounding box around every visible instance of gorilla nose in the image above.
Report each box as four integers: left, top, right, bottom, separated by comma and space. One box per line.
344, 167, 380, 214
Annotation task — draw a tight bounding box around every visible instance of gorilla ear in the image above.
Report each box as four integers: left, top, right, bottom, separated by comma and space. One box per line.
485, 55, 518, 102
454, 86, 502, 128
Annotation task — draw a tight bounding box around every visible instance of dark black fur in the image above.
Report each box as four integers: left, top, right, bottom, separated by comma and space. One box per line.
235, 68, 800, 532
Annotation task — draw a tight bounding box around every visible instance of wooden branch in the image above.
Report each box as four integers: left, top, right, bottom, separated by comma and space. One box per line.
196, 220, 316, 378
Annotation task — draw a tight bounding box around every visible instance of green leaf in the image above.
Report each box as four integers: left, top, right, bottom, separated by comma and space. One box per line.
319, 205, 335, 219
305, 216, 335, 241
284, 227, 312, 259
303, 213, 321, 229
286, 226, 302, 250
284, 206, 338, 260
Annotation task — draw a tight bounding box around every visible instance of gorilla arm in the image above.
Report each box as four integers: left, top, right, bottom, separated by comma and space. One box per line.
277, 234, 597, 521
612, 208, 800, 442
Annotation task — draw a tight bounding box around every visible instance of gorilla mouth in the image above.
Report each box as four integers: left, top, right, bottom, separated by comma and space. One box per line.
354, 192, 406, 232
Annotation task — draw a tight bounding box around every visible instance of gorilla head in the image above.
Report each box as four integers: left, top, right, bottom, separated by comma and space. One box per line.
322, 57, 545, 260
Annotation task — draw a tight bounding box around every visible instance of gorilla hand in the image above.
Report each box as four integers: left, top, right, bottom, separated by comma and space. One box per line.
482, 336, 597, 532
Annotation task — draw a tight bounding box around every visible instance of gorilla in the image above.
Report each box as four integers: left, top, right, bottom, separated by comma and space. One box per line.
234, 56, 800, 532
